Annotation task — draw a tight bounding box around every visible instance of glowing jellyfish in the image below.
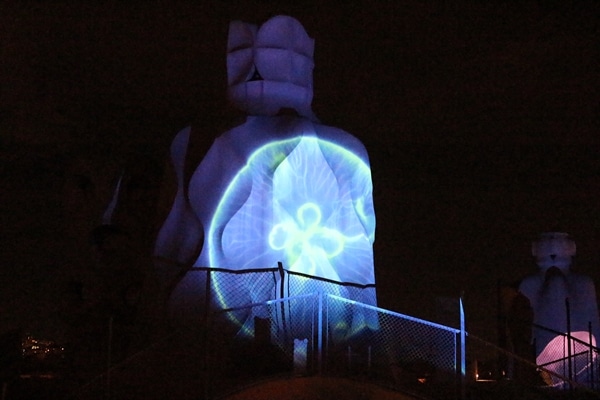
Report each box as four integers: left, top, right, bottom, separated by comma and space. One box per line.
194, 128, 377, 336
211, 136, 374, 283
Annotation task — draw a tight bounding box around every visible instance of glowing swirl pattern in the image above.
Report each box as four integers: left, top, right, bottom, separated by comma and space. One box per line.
207, 135, 375, 311
269, 202, 346, 263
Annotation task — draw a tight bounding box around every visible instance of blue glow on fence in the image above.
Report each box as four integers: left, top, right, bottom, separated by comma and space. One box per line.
460, 297, 466, 377
206, 135, 375, 317
293, 338, 309, 375
328, 294, 459, 333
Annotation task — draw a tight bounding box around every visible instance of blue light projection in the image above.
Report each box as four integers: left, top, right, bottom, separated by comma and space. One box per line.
208, 137, 375, 276
269, 201, 347, 265
206, 134, 375, 314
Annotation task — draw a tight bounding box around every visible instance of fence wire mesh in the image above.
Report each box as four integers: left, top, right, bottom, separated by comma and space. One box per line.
205, 293, 320, 397
63, 264, 466, 399
30, 262, 600, 399
322, 294, 461, 399
466, 330, 600, 399
206, 290, 462, 399
531, 324, 600, 389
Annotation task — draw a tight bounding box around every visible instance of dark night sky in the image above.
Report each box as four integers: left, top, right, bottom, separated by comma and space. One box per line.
1, 1, 599, 341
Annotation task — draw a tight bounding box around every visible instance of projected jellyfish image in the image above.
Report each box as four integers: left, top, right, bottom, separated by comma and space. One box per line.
518, 232, 600, 387
156, 16, 377, 338
213, 136, 374, 284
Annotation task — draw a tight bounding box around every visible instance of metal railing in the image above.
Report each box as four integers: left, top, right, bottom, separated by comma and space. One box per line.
63, 264, 600, 399
206, 291, 463, 399
60, 260, 467, 399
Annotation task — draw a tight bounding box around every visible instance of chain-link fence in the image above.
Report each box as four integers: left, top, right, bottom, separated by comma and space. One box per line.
466, 326, 600, 399
22, 258, 600, 400
178, 264, 380, 342
207, 291, 463, 399
61, 264, 466, 399
530, 323, 600, 389
205, 293, 321, 397
51, 262, 600, 400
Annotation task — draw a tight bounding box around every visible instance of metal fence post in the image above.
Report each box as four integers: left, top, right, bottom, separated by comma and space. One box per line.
566, 297, 573, 391
589, 321, 595, 389
459, 296, 466, 400
106, 316, 113, 400
278, 262, 288, 339
318, 291, 323, 376
204, 269, 213, 400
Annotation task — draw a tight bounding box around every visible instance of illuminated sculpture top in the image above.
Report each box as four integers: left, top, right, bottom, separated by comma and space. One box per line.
155, 16, 377, 336
519, 232, 599, 386
226, 16, 316, 120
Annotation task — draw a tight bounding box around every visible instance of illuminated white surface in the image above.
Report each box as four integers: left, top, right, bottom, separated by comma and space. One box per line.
227, 16, 316, 119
